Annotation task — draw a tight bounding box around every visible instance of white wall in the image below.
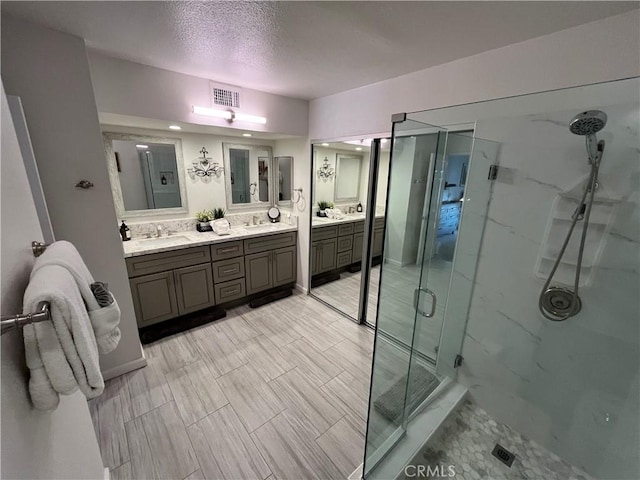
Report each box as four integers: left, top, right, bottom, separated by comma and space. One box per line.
88, 52, 309, 137
1, 16, 144, 378
309, 11, 640, 140
1, 82, 105, 480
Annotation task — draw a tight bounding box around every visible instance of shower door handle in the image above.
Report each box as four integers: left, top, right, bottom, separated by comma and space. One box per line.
413, 287, 437, 318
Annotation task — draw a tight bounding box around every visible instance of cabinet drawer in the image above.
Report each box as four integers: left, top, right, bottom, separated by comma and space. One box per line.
338, 223, 354, 236
337, 235, 354, 253
354, 221, 365, 233
210, 240, 244, 261
311, 225, 338, 241
243, 232, 297, 255
214, 278, 246, 304
336, 251, 353, 268
126, 246, 211, 278
212, 257, 245, 283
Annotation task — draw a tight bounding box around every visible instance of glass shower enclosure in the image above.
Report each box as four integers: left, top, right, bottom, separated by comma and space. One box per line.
363, 118, 499, 477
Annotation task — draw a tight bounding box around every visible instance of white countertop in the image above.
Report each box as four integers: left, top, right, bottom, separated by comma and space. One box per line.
311, 213, 384, 227
122, 223, 298, 258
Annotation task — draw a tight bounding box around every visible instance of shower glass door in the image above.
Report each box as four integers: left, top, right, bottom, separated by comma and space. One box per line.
364, 118, 497, 477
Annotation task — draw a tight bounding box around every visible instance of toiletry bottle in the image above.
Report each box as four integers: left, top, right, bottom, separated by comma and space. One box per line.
120, 220, 132, 241
356, 202, 363, 213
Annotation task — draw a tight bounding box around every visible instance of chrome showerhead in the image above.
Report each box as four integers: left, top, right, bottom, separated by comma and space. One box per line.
569, 110, 607, 136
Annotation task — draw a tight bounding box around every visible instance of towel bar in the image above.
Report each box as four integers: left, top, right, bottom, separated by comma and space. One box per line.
0, 301, 50, 335
32, 241, 48, 257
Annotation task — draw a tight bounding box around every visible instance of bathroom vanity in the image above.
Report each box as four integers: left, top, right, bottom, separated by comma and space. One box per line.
123, 226, 297, 328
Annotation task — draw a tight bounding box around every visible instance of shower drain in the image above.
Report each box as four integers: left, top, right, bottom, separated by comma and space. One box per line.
540, 287, 581, 321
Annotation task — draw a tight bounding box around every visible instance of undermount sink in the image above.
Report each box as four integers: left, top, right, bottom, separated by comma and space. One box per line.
244, 224, 279, 231
137, 235, 189, 246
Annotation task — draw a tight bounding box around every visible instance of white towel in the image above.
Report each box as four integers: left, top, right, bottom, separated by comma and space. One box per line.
30, 240, 121, 353
23, 265, 104, 411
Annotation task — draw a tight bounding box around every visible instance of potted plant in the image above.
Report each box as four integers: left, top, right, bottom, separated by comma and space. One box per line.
317, 201, 331, 217
195, 209, 213, 231
212, 208, 230, 235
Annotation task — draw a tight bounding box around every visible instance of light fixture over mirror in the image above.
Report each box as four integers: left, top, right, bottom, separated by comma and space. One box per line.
187, 147, 224, 178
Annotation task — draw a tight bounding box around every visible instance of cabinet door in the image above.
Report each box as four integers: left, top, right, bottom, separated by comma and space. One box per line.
174, 264, 216, 315
372, 228, 384, 257
273, 246, 297, 287
352, 232, 364, 263
130, 271, 179, 327
317, 238, 338, 274
311, 242, 319, 276
245, 251, 273, 295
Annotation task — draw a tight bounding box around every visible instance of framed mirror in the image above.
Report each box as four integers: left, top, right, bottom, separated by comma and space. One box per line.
334, 153, 362, 202
103, 132, 188, 218
223, 143, 274, 211
275, 156, 294, 206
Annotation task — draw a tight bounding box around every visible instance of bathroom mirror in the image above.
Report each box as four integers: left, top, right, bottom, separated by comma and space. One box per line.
103, 132, 188, 218
275, 156, 294, 206
223, 143, 273, 211
334, 153, 362, 202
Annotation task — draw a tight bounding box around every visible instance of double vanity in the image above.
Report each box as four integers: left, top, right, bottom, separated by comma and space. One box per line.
123, 225, 297, 329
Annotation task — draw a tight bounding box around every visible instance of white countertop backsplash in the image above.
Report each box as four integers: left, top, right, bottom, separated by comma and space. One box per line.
311, 212, 384, 227
122, 219, 298, 258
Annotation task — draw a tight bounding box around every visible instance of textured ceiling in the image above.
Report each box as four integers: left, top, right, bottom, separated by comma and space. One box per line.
2, 1, 637, 99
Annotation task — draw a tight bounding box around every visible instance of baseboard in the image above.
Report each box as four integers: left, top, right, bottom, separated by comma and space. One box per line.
386, 258, 403, 267
295, 283, 308, 294
102, 356, 147, 381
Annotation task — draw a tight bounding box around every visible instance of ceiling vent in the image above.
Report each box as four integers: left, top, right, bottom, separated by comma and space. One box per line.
210, 82, 241, 110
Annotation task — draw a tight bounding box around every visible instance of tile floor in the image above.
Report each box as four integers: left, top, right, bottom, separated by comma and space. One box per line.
405, 400, 593, 480
89, 293, 377, 480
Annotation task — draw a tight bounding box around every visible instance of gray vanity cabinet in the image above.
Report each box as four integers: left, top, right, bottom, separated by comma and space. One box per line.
174, 264, 216, 315
245, 245, 297, 295
352, 233, 364, 263
273, 246, 297, 286
130, 271, 179, 327
314, 238, 338, 274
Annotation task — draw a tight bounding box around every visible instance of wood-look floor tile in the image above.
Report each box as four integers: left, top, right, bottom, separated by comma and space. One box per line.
95, 389, 130, 469
166, 360, 228, 426
124, 357, 173, 418
193, 329, 246, 378
185, 469, 206, 480
217, 364, 284, 432
110, 462, 132, 480
139, 402, 199, 479
242, 308, 302, 348
188, 405, 271, 480
281, 337, 343, 386
269, 368, 345, 439
125, 416, 158, 479
291, 316, 344, 352
237, 335, 296, 382
145, 334, 200, 375
324, 340, 372, 379
316, 416, 365, 477
321, 370, 370, 422
251, 412, 343, 480
214, 312, 261, 345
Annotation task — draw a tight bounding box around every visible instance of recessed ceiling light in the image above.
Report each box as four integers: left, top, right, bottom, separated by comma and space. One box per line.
321, 143, 329, 147
242, 133, 252, 137
136, 144, 149, 149
169, 125, 181, 130
355, 147, 363, 151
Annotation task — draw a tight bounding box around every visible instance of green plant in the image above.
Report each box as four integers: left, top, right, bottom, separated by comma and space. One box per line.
195, 209, 213, 222
318, 201, 330, 210
213, 208, 226, 220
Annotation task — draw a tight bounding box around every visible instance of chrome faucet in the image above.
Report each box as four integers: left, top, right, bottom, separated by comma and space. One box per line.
349, 206, 356, 214
155, 224, 163, 237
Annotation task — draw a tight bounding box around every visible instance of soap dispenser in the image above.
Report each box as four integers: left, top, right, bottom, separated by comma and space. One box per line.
120, 220, 131, 241
356, 202, 363, 213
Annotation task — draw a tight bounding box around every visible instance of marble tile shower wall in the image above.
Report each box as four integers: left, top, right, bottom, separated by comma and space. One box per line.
457, 102, 639, 479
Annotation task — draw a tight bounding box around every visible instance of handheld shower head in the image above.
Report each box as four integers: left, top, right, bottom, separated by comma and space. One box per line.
569, 110, 607, 136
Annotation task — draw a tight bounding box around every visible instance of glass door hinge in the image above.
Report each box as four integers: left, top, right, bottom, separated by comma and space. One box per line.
454, 354, 464, 368
488, 165, 499, 180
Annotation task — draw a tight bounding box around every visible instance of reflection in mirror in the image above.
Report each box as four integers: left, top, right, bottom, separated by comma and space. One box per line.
223, 143, 273, 210
275, 156, 293, 204
104, 133, 188, 218
309, 140, 390, 322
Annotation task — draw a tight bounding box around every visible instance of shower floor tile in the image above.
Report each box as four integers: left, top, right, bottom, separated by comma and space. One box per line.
405, 400, 593, 480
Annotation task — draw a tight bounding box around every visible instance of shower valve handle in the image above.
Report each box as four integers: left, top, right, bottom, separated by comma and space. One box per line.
414, 287, 437, 318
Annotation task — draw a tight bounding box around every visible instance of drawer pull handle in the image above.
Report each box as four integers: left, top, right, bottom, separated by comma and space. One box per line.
218, 247, 237, 253
222, 268, 237, 274
225, 288, 240, 294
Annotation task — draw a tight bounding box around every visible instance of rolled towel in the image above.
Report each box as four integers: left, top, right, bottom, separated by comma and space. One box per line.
23, 264, 104, 410
90, 281, 113, 307
31, 241, 121, 354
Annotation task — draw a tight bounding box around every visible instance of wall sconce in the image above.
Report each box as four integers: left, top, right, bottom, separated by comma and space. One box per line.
192, 106, 267, 125
317, 157, 335, 179
187, 147, 224, 178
